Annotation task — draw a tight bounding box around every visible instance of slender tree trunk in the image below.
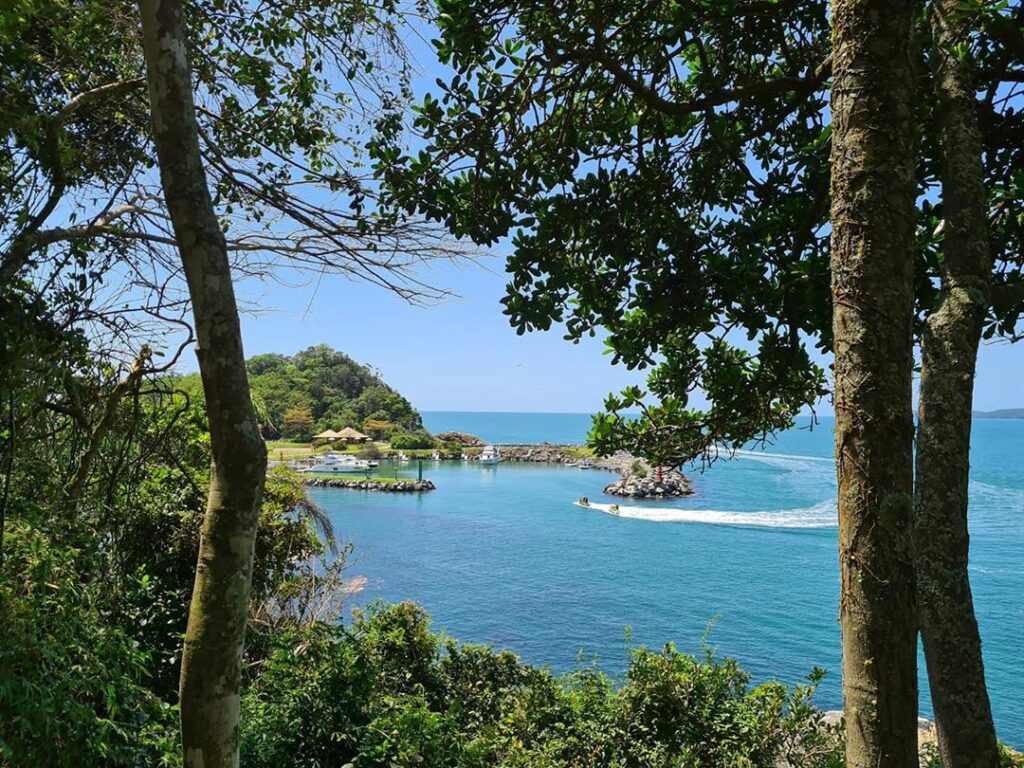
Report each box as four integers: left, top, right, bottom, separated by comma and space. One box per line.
829, 0, 919, 764
915, 2, 1000, 764
138, 2, 267, 767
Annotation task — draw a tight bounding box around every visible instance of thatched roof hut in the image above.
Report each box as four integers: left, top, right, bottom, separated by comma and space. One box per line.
312, 429, 342, 445
336, 427, 370, 444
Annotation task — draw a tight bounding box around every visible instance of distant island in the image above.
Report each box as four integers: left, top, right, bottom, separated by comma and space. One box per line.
973, 409, 1024, 419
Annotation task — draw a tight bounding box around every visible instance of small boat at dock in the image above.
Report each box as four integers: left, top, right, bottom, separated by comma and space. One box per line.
478, 445, 501, 465
299, 452, 372, 474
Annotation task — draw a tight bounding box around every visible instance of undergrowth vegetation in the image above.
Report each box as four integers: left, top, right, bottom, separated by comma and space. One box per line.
242, 602, 844, 768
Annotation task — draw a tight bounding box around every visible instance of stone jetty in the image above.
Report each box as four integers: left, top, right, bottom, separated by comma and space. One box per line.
495, 445, 635, 473
303, 477, 435, 492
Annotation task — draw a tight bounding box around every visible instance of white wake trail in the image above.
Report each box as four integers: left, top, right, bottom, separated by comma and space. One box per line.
731, 449, 834, 468
573, 500, 837, 529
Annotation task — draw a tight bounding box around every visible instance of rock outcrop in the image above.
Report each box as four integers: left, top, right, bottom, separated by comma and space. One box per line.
603, 468, 693, 499
435, 431, 484, 446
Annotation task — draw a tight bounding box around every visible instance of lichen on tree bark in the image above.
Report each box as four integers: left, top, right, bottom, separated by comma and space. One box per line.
829, 0, 919, 764
138, 1, 267, 766
915, 1, 1000, 764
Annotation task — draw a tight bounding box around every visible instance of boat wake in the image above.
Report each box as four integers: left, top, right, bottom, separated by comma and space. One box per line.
731, 449, 834, 469
573, 499, 836, 529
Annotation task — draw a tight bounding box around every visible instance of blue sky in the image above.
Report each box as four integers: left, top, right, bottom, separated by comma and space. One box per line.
232, 254, 650, 413
228, 254, 1022, 414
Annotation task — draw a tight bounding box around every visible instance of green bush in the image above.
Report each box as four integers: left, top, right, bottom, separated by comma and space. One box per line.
390, 430, 437, 450
241, 602, 843, 768
357, 443, 383, 460
0, 523, 179, 768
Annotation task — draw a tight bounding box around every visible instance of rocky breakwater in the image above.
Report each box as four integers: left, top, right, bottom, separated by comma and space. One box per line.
603, 467, 694, 499
304, 477, 435, 492
495, 445, 634, 471
499, 444, 585, 465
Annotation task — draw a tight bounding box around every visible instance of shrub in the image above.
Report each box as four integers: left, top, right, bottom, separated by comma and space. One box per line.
0, 523, 179, 768
241, 603, 843, 768
390, 430, 437, 450
358, 443, 383, 460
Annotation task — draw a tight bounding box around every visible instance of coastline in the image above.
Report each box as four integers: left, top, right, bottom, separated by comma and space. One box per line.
295, 443, 693, 497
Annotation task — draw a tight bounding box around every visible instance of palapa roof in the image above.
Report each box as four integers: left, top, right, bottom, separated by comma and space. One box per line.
313, 429, 342, 439
336, 427, 369, 440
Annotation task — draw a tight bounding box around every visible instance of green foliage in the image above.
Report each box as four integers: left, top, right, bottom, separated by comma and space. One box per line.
0, 350, 351, 763
0, 523, 179, 768
920, 742, 1024, 768
282, 403, 316, 442
357, 443, 383, 460
373, 0, 1024, 464
241, 603, 843, 768
1002, 745, 1024, 767
363, 418, 397, 440
390, 430, 437, 450
373, 1, 833, 463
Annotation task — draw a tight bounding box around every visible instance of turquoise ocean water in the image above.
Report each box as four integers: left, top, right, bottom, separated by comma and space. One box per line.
311, 412, 1023, 746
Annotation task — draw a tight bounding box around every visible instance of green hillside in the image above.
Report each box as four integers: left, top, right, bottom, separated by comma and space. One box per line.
178, 345, 423, 440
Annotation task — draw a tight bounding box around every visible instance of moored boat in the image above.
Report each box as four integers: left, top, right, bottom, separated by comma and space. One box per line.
299, 452, 372, 474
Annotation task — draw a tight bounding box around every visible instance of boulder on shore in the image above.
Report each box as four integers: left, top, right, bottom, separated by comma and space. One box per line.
603, 469, 693, 499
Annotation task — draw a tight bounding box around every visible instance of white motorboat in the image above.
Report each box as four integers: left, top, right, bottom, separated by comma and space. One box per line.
478, 445, 500, 465
299, 452, 372, 474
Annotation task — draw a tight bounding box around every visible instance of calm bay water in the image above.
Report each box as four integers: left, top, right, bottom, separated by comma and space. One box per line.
313, 412, 1024, 746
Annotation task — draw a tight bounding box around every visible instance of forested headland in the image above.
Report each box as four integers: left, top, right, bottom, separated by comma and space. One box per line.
175, 344, 425, 441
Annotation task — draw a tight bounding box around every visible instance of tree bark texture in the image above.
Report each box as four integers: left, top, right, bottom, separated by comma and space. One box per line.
829, 0, 919, 765
916, 1, 1000, 764
138, 2, 267, 766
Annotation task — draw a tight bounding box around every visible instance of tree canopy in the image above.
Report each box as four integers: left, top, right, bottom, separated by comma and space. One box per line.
373, 0, 1024, 463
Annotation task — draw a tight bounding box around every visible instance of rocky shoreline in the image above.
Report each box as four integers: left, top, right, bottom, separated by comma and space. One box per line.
496, 445, 695, 499
298, 443, 693, 498
603, 467, 693, 498
495, 445, 635, 473
303, 477, 436, 492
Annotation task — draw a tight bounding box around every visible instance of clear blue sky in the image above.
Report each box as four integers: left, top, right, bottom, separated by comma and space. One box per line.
226, 255, 1022, 414
231, 255, 651, 413
186, 16, 1022, 415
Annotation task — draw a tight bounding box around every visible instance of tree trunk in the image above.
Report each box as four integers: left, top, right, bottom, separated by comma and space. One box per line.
915, 2, 1000, 764
829, 0, 919, 765
138, 2, 267, 767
